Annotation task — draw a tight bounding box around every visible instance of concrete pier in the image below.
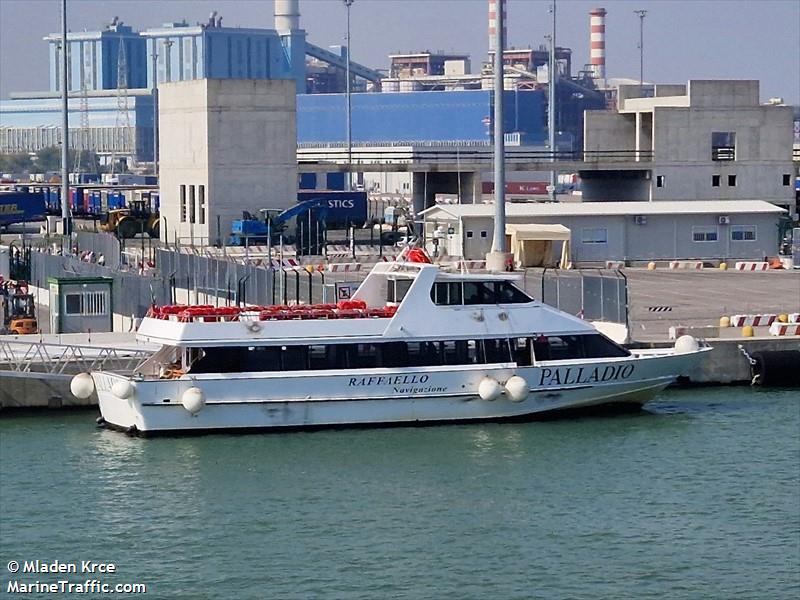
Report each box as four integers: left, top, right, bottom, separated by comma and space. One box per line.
0, 332, 156, 410
633, 336, 800, 385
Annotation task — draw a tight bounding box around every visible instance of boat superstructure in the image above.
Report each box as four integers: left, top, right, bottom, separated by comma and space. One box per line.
72, 260, 709, 434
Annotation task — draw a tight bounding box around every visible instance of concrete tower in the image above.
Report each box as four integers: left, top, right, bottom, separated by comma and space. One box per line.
589, 8, 607, 80
274, 0, 300, 32
488, 0, 507, 52
274, 0, 306, 92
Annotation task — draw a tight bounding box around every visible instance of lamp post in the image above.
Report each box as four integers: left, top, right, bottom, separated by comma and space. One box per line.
163, 39, 174, 83
343, 0, 354, 191
151, 43, 158, 177
634, 10, 647, 96
548, 0, 557, 203
60, 0, 71, 240
487, 0, 510, 272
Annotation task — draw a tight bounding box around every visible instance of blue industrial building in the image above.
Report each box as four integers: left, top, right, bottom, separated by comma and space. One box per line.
0, 3, 599, 164
297, 90, 547, 145
43, 16, 300, 93
45, 21, 147, 92
142, 20, 299, 89
0, 93, 155, 162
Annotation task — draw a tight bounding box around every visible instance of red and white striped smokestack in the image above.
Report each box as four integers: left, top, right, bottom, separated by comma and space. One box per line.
488, 0, 507, 52
589, 7, 607, 80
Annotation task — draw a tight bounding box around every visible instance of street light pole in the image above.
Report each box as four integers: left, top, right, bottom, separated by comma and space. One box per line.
60, 0, 71, 240
344, 0, 354, 192
151, 44, 158, 177
487, 0, 508, 270
548, 0, 557, 203
634, 10, 647, 96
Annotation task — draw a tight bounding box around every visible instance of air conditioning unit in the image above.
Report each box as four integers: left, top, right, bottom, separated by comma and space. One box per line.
718, 216, 731, 225
634, 215, 647, 225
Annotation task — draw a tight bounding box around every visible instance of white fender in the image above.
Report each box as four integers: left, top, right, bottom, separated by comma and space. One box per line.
181, 387, 206, 415
70, 373, 95, 399
111, 380, 135, 400
674, 335, 699, 354
504, 375, 529, 402
478, 377, 502, 401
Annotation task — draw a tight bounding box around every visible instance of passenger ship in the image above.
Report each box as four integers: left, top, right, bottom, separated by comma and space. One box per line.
73, 254, 709, 435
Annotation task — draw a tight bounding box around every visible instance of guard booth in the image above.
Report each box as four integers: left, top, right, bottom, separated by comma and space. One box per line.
48, 276, 113, 334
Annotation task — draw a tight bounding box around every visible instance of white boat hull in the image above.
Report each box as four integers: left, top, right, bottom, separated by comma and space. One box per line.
93, 349, 705, 434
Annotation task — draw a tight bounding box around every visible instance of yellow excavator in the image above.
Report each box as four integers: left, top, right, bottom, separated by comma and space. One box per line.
1, 279, 37, 335
100, 199, 159, 239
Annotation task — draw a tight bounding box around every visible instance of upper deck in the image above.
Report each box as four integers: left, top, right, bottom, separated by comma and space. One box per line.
136, 262, 595, 347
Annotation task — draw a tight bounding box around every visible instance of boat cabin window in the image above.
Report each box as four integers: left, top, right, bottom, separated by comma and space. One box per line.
188, 338, 517, 374
431, 281, 531, 306
387, 278, 413, 303
430, 282, 463, 305
532, 334, 629, 361
187, 335, 627, 374
513, 338, 533, 367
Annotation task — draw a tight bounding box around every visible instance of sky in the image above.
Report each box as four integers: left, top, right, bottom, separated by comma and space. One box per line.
0, 0, 798, 103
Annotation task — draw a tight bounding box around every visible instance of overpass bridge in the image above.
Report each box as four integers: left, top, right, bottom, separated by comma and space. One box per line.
297, 143, 653, 208
297, 143, 653, 173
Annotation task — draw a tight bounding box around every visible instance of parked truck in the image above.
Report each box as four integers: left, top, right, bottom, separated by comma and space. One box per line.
0, 191, 46, 231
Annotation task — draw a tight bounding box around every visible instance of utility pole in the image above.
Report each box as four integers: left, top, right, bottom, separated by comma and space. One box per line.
151, 43, 158, 177
60, 0, 71, 240
548, 0, 557, 203
634, 10, 647, 96
487, 0, 510, 271
344, 0, 354, 192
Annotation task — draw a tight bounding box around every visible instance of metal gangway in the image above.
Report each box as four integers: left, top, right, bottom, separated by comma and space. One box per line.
0, 338, 154, 376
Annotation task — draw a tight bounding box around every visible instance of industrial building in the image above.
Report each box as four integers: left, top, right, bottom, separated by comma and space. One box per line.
0, 0, 606, 167
582, 80, 797, 213
421, 200, 787, 265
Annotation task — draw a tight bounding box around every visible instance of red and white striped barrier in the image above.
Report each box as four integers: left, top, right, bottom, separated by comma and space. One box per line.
769, 323, 800, 336
326, 263, 362, 273
669, 260, 703, 270
734, 261, 769, 271
729, 314, 777, 327
789, 313, 800, 323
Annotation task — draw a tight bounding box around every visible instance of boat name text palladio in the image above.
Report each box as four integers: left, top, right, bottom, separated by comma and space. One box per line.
539, 364, 635, 387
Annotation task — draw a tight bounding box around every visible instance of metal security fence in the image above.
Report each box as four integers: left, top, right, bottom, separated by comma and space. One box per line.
155, 248, 365, 308
73, 231, 122, 270
523, 268, 628, 325
29, 251, 170, 320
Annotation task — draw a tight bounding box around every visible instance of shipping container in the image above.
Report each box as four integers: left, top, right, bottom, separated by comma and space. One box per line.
0, 191, 46, 227
297, 191, 368, 226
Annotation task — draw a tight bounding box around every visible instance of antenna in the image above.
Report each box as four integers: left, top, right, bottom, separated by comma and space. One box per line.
634, 9, 647, 96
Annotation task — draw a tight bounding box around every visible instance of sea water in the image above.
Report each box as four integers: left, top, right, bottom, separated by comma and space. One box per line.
1, 387, 798, 599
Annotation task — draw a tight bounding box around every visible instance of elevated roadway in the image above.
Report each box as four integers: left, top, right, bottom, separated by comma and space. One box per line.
297, 143, 653, 173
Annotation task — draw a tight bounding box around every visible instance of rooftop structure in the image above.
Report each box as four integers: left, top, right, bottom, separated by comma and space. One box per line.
388, 52, 471, 79
582, 80, 797, 213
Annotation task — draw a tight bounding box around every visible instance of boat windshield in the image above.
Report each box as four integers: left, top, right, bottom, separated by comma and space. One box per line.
430, 280, 531, 306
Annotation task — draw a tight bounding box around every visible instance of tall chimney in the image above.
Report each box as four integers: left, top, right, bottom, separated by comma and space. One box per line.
589, 7, 607, 80
488, 0, 507, 52
274, 0, 300, 32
